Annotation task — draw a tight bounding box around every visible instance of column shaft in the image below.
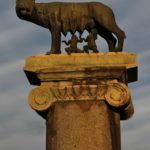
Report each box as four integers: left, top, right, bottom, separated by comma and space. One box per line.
46, 101, 121, 150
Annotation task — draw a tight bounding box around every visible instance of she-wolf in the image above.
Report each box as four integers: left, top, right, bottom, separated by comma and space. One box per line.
16, 0, 126, 54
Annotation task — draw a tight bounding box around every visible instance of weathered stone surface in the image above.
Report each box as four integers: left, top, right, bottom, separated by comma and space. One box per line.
28, 80, 133, 120
24, 52, 137, 85
46, 101, 121, 150
24, 52, 138, 150
25, 52, 137, 70
28, 86, 53, 111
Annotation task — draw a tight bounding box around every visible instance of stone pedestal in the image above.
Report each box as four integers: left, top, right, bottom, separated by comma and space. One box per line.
24, 52, 137, 150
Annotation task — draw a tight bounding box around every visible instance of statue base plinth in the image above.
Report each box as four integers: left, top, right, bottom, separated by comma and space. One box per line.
24, 52, 137, 85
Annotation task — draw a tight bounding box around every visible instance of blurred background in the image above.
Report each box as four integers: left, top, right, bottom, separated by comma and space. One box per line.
0, 0, 150, 149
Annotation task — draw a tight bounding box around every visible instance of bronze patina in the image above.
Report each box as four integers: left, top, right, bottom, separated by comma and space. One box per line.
62, 35, 83, 55
16, 0, 126, 54
83, 29, 99, 53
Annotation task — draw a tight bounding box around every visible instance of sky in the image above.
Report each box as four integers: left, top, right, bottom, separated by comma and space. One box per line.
0, 0, 150, 149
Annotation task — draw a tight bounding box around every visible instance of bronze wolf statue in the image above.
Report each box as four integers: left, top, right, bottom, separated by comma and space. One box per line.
16, 0, 126, 54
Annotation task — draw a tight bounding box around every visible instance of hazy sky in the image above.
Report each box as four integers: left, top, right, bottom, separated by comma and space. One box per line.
0, 0, 150, 150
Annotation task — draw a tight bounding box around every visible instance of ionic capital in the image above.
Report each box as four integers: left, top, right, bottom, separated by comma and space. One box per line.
28, 80, 133, 120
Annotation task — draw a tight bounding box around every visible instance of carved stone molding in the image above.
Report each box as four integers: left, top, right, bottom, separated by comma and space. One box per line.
24, 53, 138, 85
28, 86, 54, 111
105, 81, 130, 108
25, 53, 137, 120
28, 80, 131, 113
51, 80, 131, 107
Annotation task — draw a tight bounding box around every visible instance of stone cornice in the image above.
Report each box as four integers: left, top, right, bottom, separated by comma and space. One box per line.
24, 53, 137, 85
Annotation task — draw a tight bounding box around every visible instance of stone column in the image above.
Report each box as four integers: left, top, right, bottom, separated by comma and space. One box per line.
24, 53, 137, 150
